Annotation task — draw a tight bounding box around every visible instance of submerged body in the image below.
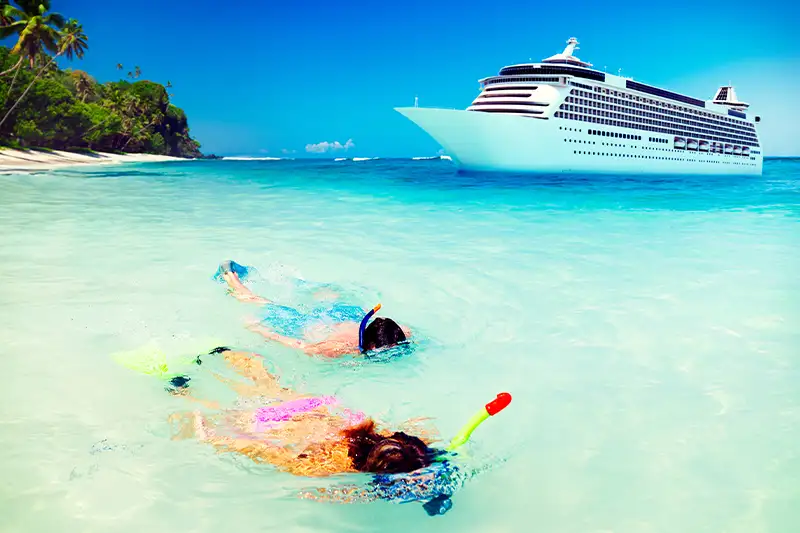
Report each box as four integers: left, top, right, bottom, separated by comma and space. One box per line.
216, 260, 411, 357
171, 349, 439, 477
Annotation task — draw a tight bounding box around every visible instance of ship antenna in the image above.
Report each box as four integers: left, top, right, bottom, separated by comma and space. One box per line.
563, 37, 579, 56
414, 95, 419, 108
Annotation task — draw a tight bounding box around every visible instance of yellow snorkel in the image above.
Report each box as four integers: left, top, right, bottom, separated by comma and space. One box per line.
445, 392, 512, 453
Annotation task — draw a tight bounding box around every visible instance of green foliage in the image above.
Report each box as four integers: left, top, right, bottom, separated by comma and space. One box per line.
1, 0, 66, 68
0, 42, 201, 157
128, 80, 167, 110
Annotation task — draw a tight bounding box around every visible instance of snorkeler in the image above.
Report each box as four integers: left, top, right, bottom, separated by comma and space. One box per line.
115, 344, 510, 515
169, 348, 441, 477
216, 260, 410, 358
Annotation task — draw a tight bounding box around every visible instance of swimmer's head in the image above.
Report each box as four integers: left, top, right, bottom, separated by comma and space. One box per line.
344, 420, 435, 474
361, 317, 406, 353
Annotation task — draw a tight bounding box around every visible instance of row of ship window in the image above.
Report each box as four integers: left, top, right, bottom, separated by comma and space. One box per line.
485, 77, 560, 86
589, 129, 639, 140
566, 93, 757, 141
565, 137, 753, 157
570, 90, 755, 135
567, 82, 752, 130
571, 150, 757, 165
649, 137, 668, 144
482, 78, 757, 142
485, 77, 754, 132
554, 109, 759, 147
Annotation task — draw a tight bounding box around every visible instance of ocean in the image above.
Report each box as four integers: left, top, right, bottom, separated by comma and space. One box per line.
1, 158, 798, 532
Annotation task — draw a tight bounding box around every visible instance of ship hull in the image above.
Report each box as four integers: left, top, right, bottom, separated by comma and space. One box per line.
396, 107, 763, 175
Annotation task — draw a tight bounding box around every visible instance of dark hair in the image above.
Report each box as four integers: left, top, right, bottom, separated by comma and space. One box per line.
361, 317, 406, 353
343, 420, 434, 474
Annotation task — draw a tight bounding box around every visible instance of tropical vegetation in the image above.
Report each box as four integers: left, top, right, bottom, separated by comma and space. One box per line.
0, 0, 201, 157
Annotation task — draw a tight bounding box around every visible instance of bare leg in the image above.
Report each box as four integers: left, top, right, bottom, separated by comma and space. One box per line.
218, 350, 295, 399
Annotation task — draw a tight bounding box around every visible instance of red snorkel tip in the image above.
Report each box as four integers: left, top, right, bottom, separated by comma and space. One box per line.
485, 392, 512, 416
373, 303, 382, 313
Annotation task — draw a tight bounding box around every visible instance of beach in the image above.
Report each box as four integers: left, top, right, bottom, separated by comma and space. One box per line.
0, 148, 184, 171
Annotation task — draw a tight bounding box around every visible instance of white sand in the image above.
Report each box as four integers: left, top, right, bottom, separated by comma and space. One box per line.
0, 148, 185, 171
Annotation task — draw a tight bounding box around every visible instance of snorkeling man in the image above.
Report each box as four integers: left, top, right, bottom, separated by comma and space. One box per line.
217, 260, 410, 358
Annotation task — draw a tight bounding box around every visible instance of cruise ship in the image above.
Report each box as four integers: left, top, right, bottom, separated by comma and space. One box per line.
396, 38, 762, 175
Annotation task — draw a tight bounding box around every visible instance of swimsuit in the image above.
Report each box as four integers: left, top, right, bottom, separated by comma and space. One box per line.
259, 303, 365, 339
253, 395, 366, 431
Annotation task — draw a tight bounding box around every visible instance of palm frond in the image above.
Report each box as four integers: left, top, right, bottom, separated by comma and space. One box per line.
44, 12, 66, 29
3, 5, 27, 22
14, 0, 41, 15
0, 21, 25, 38
40, 28, 59, 54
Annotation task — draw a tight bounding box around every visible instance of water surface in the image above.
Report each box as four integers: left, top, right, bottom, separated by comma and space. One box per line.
1, 158, 799, 532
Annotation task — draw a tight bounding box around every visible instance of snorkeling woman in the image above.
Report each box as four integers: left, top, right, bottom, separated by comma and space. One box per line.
216, 260, 410, 358
169, 348, 440, 477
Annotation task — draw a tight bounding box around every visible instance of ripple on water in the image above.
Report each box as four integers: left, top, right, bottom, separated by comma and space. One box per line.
1, 159, 799, 532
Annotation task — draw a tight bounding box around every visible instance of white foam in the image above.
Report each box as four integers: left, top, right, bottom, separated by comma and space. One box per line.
222, 156, 283, 161
412, 155, 453, 161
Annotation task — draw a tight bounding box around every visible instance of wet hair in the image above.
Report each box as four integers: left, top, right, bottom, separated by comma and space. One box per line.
361, 317, 406, 353
343, 420, 434, 474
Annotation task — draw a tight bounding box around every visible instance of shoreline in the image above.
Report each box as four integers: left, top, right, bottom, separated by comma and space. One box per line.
0, 148, 185, 171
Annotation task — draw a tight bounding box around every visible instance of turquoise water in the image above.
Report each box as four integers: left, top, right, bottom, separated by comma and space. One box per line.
1, 159, 799, 532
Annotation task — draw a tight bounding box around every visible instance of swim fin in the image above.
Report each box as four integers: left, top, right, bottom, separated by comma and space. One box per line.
212, 260, 254, 283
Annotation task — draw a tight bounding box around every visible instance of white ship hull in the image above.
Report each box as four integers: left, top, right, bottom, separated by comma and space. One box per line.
396, 107, 763, 175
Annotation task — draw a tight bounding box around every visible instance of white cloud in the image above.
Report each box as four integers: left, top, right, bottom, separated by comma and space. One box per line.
281, 148, 296, 155
305, 139, 355, 154
259, 148, 269, 154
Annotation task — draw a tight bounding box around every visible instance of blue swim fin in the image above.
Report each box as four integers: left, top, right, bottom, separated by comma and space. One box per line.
213, 260, 253, 283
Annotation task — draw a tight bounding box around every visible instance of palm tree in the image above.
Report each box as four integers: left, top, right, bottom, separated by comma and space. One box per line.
127, 70, 132, 79
133, 65, 141, 79
116, 62, 123, 70
72, 70, 93, 102
0, 0, 66, 71
0, 16, 87, 128
0, 0, 14, 26
166, 80, 172, 89
59, 19, 87, 60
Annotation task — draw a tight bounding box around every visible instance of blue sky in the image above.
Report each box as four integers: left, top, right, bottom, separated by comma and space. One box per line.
33, 1, 800, 155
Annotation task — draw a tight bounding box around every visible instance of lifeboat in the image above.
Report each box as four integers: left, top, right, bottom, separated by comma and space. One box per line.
742, 146, 750, 156
733, 145, 742, 155
724, 144, 733, 154
699, 140, 710, 152
674, 136, 686, 149
687, 138, 698, 150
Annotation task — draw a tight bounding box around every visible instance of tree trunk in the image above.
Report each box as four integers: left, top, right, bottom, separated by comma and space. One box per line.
0, 56, 23, 77
0, 53, 60, 131
2, 62, 22, 108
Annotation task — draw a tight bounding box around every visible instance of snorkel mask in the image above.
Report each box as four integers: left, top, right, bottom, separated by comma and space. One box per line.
357, 304, 413, 359
369, 392, 513, 516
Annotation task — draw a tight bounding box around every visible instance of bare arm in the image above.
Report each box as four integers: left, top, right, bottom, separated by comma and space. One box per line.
247, 322, 308, 350
222, 271, 270, 304
247, 322, 353, 358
